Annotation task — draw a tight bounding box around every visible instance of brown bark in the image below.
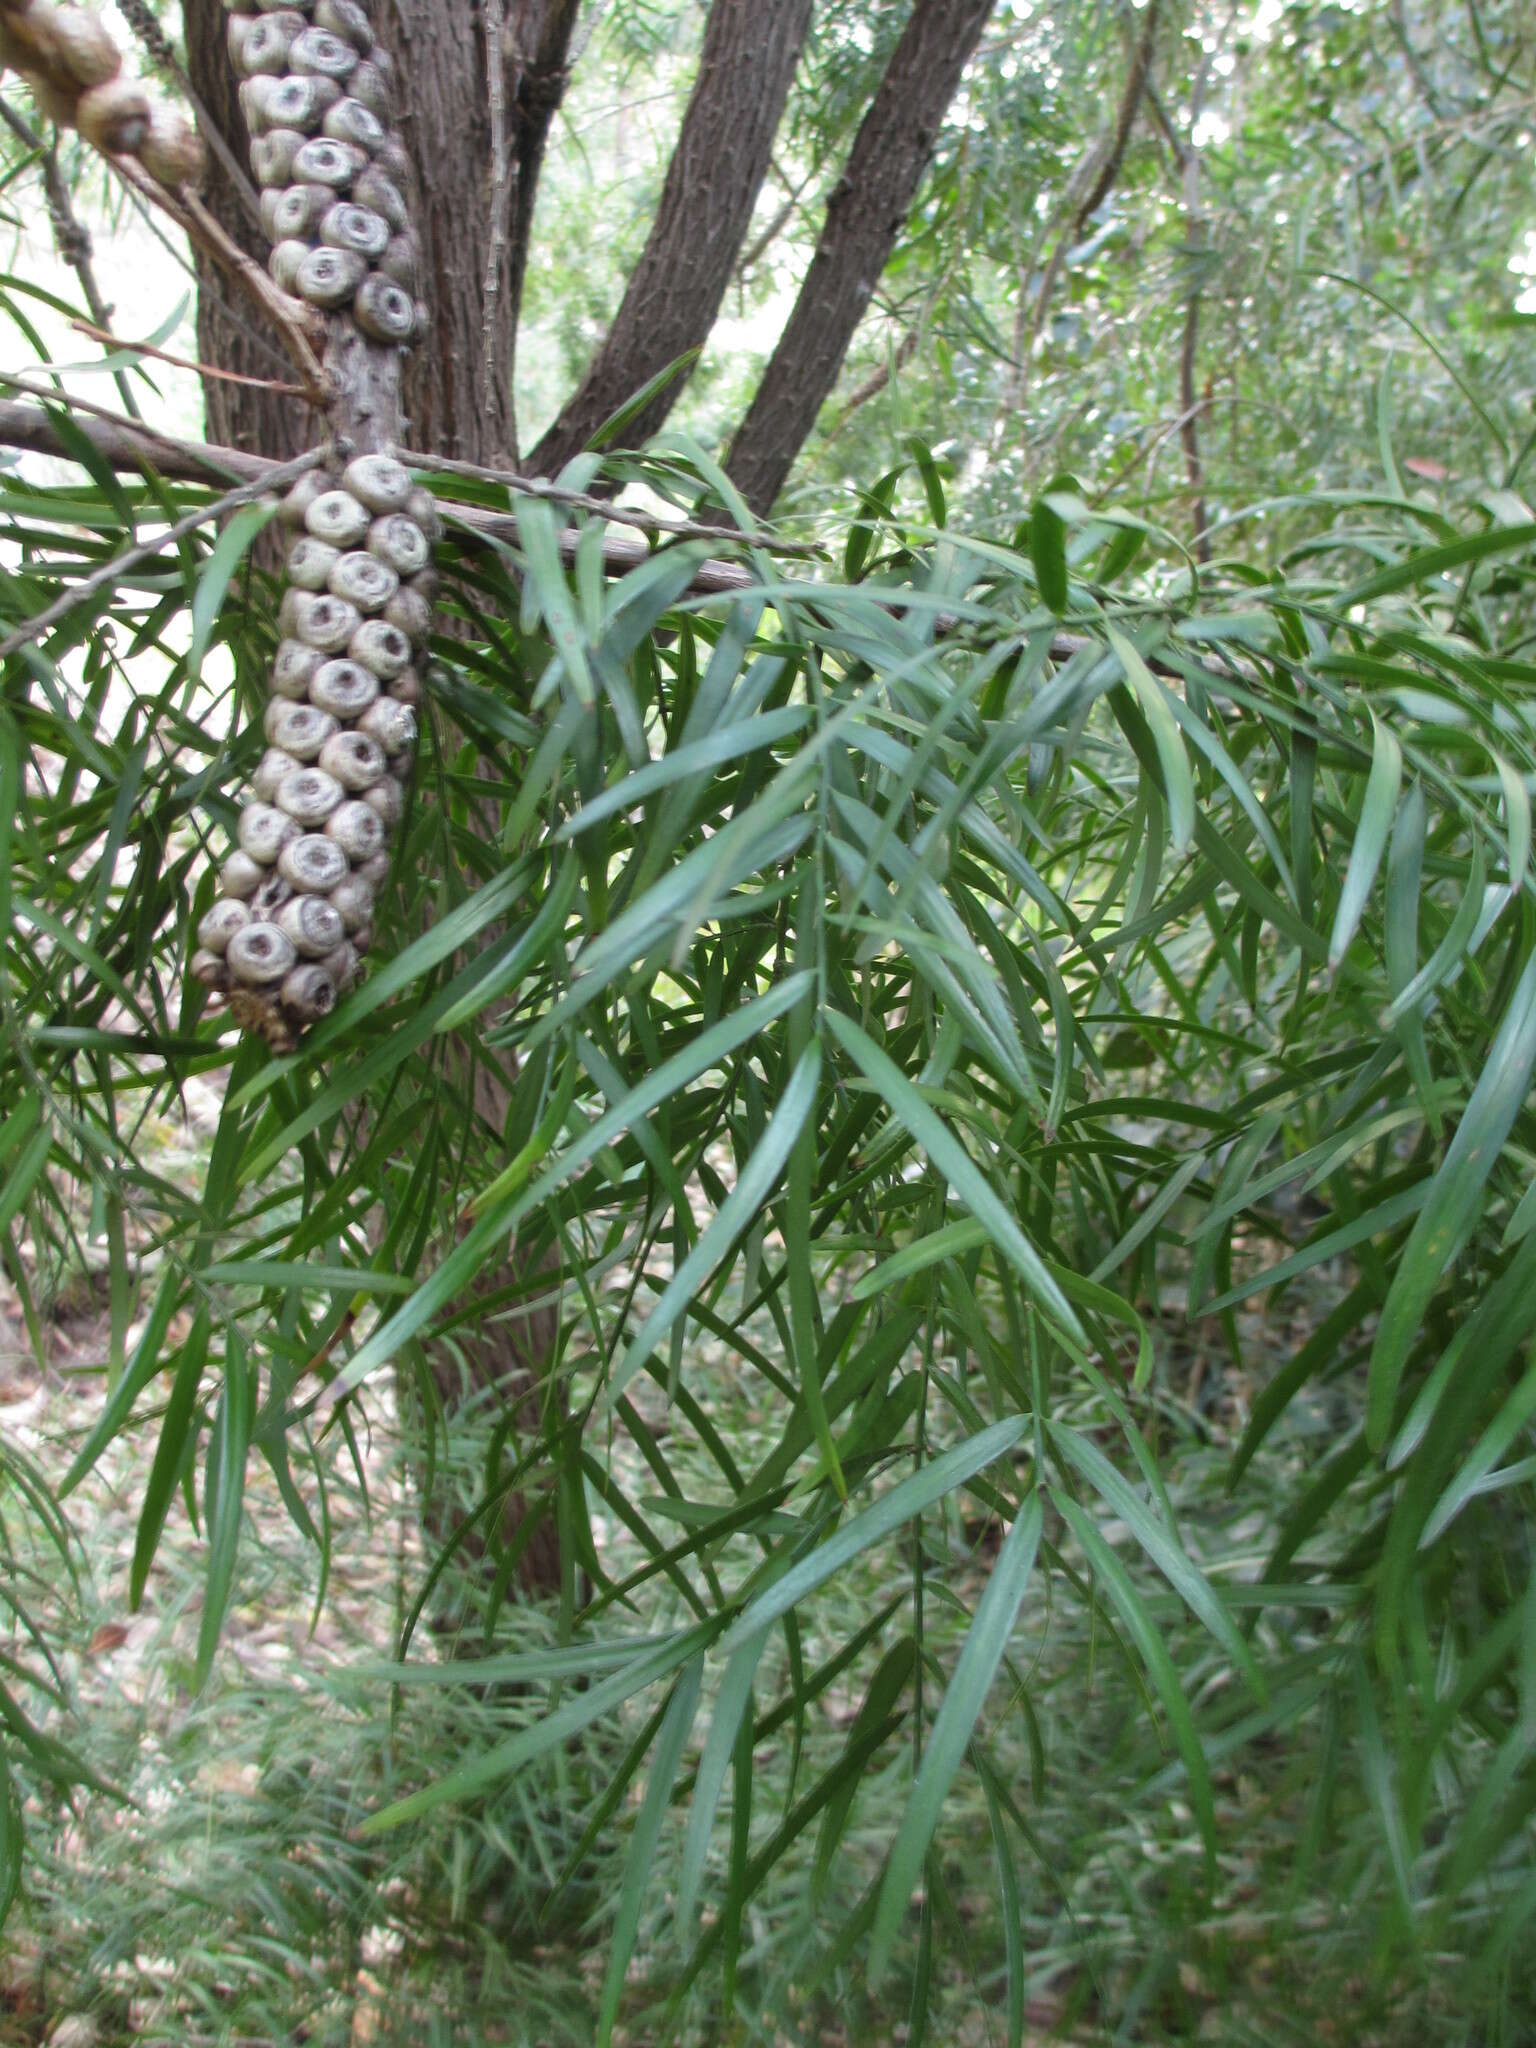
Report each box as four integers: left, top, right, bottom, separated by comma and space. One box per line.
724, 0, 996, 515
528, 0, 814, 477
383, 2, 515, 462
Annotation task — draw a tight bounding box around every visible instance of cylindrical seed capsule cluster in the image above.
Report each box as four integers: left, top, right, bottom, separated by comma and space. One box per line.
199, 447, 431, 1041
0, 0, 206, 185
200, 0, 437, 1050
223, 0, 425, 342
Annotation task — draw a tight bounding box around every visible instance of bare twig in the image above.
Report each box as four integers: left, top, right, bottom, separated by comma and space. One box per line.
1180, 42, 1215, 565
0, 400, 1236, 676
825, 328, 919, 441
0, 376, 268, 480
1018, 0, 1163, 388
68, 318, 309, 396
0, 448, 324, 660
0, 399, 760, 592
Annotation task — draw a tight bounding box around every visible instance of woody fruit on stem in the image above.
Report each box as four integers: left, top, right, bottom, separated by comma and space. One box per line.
192, 0, 438, 1051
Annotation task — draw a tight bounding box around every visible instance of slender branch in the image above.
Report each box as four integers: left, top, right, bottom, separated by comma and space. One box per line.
0, 399, 759, 593
68, 319, 309, 396
0, 449, 325, 660
824, 328, 918, 441
1018, 0, 1162, 393
0, 378, 270, 480
0, 399, 1235, 673
0, 96, 143, 422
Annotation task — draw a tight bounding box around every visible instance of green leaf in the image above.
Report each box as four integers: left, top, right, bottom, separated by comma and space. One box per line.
1108, 627, 1194, 853
1056, 1493, 1216, 1874
604, 1043, 821, 1411
719, 1417, 1028, 1653
597, 1660, 702, 2048
870, 1495, 1043, 1980
1049, 1426, 1264, 1697
188, 497, 276, 675
1329, 712, 1402, 969
1368, 946, 1536, 1447
824, 1010, 1082, 1344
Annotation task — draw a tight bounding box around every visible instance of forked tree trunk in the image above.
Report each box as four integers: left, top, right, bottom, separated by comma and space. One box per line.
528, 0, 813, 475
724, 0, 996, 513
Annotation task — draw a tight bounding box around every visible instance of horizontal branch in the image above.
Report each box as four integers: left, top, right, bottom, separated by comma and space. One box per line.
0, 399, 1223, 689
0, 399, 756, 596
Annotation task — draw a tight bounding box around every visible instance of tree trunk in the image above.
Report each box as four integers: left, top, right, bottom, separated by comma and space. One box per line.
527, 0, 813, 477
724, 0, 996, 515
183, 0, 576, 1596
384, 1, 517, 463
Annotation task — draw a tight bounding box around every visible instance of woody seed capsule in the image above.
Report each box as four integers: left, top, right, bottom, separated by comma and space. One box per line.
308, 657, 379, 719
350, 618, 412, 681
277, 893, 345, 957
290, 25, 358, 78
279, 833, 350, 893
238, 802, 300, 865
281, 962, 339, 1022
343, 452, 412, 512
318, 729, 387, 792
326, 799, 385, 862
291, 135, 363, 189
322, 97, 385, 152
290, 590, 364, 653
253, 745, 301, 802
227, 922, 298, 988
197, 898, 252, 956
264, 699, 339, 759
271, 638, 324, 699
305, 490, 371, 549
221, 851, 265, 901
296, 244, 368, 308
270, 181, 332, 239
265, 72, 342, 134
286, 537, 341, 591
367, 512, 428, 576
276, 765, 346, 827
358, 696, 416, 755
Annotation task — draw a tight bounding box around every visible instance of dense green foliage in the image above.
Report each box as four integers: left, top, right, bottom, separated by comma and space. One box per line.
1, 0, 1533, 2040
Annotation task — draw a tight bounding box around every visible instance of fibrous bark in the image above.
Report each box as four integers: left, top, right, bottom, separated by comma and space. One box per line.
528, 0, 813, 476
724, 0, 996, 514
383, 1, 518, 462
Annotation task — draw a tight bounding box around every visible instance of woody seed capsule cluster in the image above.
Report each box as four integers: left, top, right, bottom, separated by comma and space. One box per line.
0, 0, 205, 186
190, 0, 439, 1050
